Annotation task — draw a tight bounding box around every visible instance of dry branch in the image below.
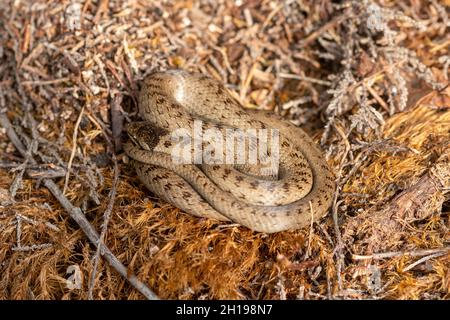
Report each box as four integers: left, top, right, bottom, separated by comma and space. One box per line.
0, 113, 158, 300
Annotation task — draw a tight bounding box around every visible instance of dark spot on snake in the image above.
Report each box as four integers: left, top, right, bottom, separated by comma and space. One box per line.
182, 192, 191, 198
224, 97, 234, 105
216, 86, 224, 95
156, 97, 165, 104
170, 102, 180, 110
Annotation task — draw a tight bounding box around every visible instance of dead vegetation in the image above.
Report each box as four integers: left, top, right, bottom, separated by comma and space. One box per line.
0, 0, 449, 299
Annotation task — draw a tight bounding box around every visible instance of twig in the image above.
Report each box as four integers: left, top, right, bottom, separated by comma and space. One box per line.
63, 105, 85, 195
332, 199, 344, 292
298, 11, 351, 48
21, 78, 71, 86
278, 72, 332, 86
9, 159, 27, 198
16, 213, 61, 232
365, 84, 389, 112
330, 124, 350, 294
260, 1, 286, 32
352, 247, 450, 260
94, 55, 110, 94
27, 168, 66, 179
0, 114, 27, 155
281, 96, 312, 110
0, 112, 158, 300
402, 252, 447, 272
12, 243, 53, 252
88, 154, 120, 300
110, 93, 124, 152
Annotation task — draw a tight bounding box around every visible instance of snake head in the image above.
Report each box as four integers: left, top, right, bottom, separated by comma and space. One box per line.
126, 121, 168, 151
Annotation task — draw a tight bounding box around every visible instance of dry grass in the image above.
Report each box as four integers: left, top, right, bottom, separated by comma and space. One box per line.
0, 0, 449, 299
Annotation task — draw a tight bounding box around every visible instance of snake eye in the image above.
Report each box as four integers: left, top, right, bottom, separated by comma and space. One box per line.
126, 122, 168, 151
126, 122, 151, 150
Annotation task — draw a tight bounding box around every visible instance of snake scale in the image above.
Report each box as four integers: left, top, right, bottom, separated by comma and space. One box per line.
124, 70, 334, 233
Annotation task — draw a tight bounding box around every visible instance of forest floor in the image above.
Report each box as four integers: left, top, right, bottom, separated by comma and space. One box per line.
0, 0, 449, 299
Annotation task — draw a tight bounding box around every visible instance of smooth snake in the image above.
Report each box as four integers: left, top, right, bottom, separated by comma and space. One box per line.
124, 70, 335, 233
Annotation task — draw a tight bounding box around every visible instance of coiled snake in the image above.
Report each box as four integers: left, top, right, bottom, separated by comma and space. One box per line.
124, 70, 334, 233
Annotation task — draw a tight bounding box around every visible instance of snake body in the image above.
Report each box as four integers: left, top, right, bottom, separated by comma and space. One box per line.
124, 70, 334, 233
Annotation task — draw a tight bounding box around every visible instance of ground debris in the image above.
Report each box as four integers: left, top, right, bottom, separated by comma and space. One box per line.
0, 0, 449, 300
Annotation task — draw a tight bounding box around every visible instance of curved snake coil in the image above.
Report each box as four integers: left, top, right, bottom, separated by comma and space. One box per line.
124, 70, 335, 233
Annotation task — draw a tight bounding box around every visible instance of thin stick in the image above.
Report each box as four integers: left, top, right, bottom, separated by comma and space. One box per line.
299, 11, 351, 48
332, 199, 344, 292
352, 247, 450, 261
0, 114, 27, 155
278, 72, 332, 86
16, 213, 61, 232
0, 112, 158, 300
88, 154, 120, 299
402, 252, 447, 272
63, 105, 85, 195
21, 77, 71, 86
331, 124, 350, 294
260, 1, 284, 32
365, 84, 389, 112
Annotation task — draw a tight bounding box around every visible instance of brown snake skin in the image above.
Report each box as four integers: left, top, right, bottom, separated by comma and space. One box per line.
124, 70, 335, 233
